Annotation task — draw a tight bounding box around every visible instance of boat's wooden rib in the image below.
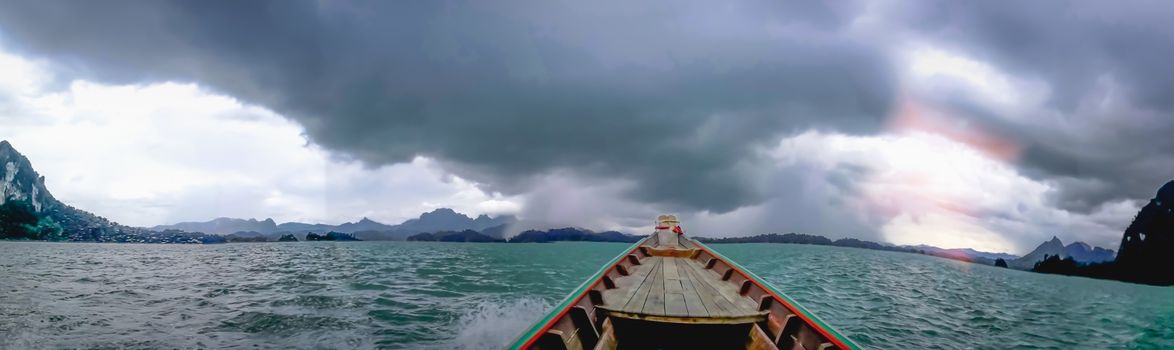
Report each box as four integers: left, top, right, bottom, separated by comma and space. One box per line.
510, 215, 860, 350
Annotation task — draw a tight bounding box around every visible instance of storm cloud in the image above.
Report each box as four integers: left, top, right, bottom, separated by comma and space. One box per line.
883, 1, 1174, 211
0, 0, 1172, 251
0, 0, 895, 213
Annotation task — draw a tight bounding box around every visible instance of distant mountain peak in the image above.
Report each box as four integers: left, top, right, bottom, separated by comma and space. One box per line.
392, 208, 515, 234
1011, 235, 1115, 269
422, 208, 463, 217
153, 216, 280, 235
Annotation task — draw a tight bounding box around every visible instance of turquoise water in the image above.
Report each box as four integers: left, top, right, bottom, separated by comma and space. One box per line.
0, 241, 1171, 349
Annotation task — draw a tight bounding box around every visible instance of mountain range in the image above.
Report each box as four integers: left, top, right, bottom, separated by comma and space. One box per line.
697, 232, 1114, 270
696, 233, 1020, 265
0, 140, 512, 243
4, 139, 1169, 285
150, 208, 516, 241
407, 226, 642, 243
153, 217, 280, 235
1009, 236, 1116, 269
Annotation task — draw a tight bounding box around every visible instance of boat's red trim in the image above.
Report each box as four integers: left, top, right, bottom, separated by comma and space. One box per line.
517, 243, 644, 349
692, 242, 853, 350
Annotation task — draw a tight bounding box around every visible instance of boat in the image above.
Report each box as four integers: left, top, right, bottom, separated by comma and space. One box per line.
510, 215, 859, 350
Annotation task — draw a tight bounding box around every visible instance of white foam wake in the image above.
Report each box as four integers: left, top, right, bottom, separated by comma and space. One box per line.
450, 298, 553, 350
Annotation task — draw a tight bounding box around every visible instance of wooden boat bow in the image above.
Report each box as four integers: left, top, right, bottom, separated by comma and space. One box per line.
511, 215, 860, 350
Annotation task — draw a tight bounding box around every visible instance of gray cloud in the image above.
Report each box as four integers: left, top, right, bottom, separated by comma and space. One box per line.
0, 0, 1172, 235
0, 0, 894, 213
885, 1, 1174, 210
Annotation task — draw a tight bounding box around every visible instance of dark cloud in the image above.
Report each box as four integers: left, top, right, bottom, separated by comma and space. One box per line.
1, 0, 1171, 220
887, 1, 1174, 210
0, 0, 893, 213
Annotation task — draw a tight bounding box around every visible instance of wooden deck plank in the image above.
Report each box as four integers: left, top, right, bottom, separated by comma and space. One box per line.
603, 256, 659, 309
641, 258, 667, 315
698, 266, 760, 311
698, 264, 758, 311
618, 256, 658, 290
693, 262, 734, 316
664, 256, 680, 280
665, 277, 684, 294
664, 259, 684, 293
622, 257, 661, 312
693, 261, 759, 312
680, 256, 757, 317
664, 292, 688, 316
682, 258, 741, 304
680, 258, 730, 317
677, 262, 709, 317
621, 280, 653, 313
600, 246, 761, 319
662, 258, 690, 316
711, 292, 740, 316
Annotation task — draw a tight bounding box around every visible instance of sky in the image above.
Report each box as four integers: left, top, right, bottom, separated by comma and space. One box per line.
0, 1, 1171, 254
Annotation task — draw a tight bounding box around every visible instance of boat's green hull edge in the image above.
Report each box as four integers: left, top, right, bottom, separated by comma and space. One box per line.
507, 238, 649, 350
694, 240, 862, 350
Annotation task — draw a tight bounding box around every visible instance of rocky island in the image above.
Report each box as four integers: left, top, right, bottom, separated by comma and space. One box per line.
407, 230, 504, 242
1, 141, 225, 244
1030, 181, 1174, 285
305, 232, 360, 241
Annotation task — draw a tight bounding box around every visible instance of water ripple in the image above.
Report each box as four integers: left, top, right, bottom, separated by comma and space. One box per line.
1, 241, 1172, 349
